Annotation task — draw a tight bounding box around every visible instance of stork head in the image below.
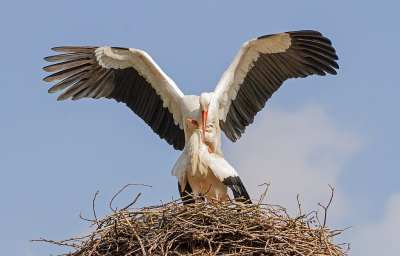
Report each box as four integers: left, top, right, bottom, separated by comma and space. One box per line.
199, 93, 211, 143
199, 93, 211, 111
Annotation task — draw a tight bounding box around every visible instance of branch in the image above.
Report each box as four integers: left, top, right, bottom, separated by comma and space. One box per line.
318, 184, 334, 228
110, 183, 152, 212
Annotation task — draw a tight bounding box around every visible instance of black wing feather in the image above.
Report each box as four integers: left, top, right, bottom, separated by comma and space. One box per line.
222, 176, 252, 204
221, 30, 339, 142
43, 47, 185, 150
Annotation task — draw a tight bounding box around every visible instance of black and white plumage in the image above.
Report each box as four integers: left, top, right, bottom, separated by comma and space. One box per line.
43, 30, 338, 150
172, 129, 251, 203
211, 30, 338, 142
43, 46, 188, 150
43, 30, 338, 202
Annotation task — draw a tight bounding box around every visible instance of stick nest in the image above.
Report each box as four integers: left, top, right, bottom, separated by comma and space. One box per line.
33, 184, 349, 255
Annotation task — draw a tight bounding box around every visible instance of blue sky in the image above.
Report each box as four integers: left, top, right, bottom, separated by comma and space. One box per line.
1, 1, 399, 255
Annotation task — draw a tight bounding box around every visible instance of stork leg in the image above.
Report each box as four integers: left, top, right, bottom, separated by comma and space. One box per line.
195, 183, 204, 204
178, 182, 204, 204
194, 193, 205, 204
178, 182, 195, 205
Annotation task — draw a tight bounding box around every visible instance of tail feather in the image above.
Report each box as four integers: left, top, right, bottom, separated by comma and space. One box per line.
222, 176, 252, 204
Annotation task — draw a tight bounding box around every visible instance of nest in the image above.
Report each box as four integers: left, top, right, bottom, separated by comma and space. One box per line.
33, 184, 350, 255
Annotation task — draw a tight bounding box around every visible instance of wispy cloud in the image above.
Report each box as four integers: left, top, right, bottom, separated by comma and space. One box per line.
227, 105, 361, 217
23, 248, 37, 256
353, 192, 400, 255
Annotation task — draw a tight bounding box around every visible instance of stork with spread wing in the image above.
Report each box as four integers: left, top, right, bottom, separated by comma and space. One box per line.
43, 30, 338, 201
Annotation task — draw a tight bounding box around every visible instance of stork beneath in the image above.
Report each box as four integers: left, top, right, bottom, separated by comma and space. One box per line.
172, 128, 251, 204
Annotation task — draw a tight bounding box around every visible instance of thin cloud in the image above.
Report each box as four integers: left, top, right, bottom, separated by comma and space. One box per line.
226, 105, 361, 217
354, 192, 400, 255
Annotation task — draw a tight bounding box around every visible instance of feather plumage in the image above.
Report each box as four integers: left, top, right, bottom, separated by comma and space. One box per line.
51, 46, 97, 53
44, 53, 94, 63
215, 30, 339, 142
44, 47, 185, 150
43, 64, 93, 82
43, 58, 95, 72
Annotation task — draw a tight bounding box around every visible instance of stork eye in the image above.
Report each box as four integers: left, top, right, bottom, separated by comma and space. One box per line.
208, 124, 214, 128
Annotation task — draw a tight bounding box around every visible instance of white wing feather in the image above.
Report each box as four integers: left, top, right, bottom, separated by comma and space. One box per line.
95, 47, 185, 129
214, 33, 291, 121
200, 144, 238, 181
171, 149, 190, 183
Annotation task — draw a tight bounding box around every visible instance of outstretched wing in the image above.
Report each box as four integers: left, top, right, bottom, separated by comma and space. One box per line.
214, 30, 339, 142
43, 46, 186, 150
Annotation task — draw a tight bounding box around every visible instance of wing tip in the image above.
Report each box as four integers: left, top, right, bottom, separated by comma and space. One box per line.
56, 94, 68, 101
43, 75, 55, 82
51, 46, 97, 53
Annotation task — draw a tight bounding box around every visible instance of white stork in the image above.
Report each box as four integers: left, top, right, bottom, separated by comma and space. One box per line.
43, 30, 338, 200
172, 125, 251, 203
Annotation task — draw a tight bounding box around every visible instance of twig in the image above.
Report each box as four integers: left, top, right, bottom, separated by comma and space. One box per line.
110, 183, 152, 213
318, 184, 334, 228
297, 194, 302, 217
79, 208, 94, 222
257, 182, 270, 205
93, 190, 99, 227
122, 193, 141, 211
30, 238, 78, 248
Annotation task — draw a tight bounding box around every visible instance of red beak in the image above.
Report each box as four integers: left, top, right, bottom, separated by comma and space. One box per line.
188, 119, 199, 127
202, 110, 208, 143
